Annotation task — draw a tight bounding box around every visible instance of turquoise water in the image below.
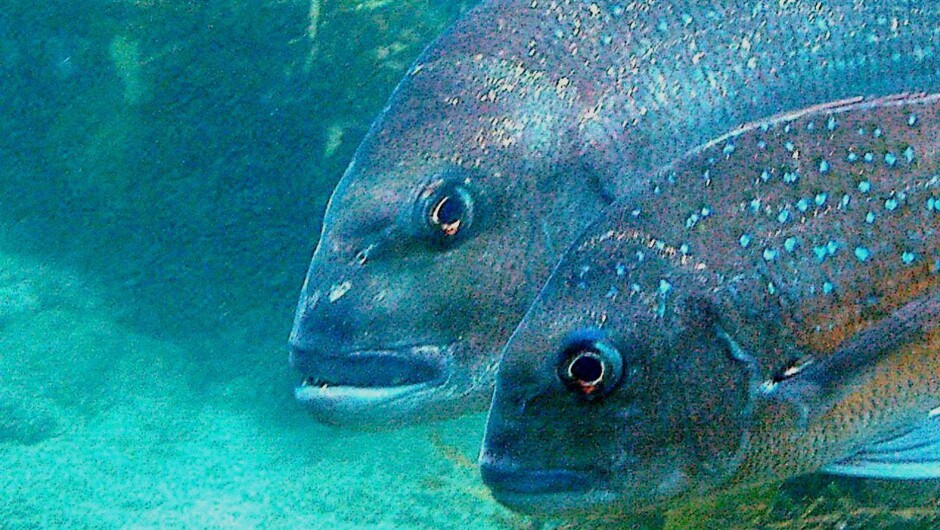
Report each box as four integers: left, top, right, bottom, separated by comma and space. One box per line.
1, 2, 939, 529
0, 2, 512, 528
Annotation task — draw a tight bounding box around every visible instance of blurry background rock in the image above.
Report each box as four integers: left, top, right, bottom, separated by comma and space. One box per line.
0, 0, 473, 346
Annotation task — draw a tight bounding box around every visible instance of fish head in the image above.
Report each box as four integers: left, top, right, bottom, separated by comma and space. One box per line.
289, 16, 610, 427
481, 214, 758, 515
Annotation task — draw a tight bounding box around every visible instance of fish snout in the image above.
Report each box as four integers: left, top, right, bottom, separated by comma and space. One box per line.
479, 455, 592, 495
478, 450, 601, 515
288, 337, 453, 426
289, 345, 443, 389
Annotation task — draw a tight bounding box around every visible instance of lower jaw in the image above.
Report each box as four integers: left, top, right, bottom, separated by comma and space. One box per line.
294, 380, 432, 403
293, 380, 445, 427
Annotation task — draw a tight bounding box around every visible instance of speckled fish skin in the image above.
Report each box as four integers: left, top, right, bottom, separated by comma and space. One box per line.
480, 93, 940, 516
290, 0, 940, 427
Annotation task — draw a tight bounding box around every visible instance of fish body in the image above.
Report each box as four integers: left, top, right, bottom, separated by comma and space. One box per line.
290, 0, 940, 426
480, 93, 940, 516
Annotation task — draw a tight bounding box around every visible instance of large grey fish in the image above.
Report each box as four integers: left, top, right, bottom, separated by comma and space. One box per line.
480, 93, 940, 516
289, 0, 940, 427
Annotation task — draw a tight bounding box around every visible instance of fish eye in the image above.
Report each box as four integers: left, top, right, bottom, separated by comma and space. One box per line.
557, 331, 624, 400
417, 181, 474, 245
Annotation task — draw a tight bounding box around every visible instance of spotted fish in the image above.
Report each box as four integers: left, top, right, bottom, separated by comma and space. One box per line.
480, 93, 940, 516
290, 0, 940, 427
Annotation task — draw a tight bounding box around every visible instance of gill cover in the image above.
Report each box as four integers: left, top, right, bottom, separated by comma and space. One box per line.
674, 296, 764, 484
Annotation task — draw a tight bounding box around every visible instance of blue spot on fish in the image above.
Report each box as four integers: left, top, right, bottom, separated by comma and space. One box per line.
679, 244, 689, 255
616, 263, 626, 276
784, 237, 798, 252
909, 113, 918, 126
823, 281, 834, 294
797, 198, 810, 212
885, 152, 898, 167
813, 246, 828, 262
904, 146, 916, 163
815, 193, 828, 206
763, 248, 778, 261
827, 116, 838, 130
658, 279, 672, 294
777, 210, 790, 223
723, 143, 736, 155
885, 198, 899, 211
847, 152, 859, 163
866, 211, 876, 223
750, 198, 761, 213
657, 280, 672, 318
854, 246, 871, 262
864, 152, 875, 163
783, 170, 799, 184
739, 234, 752, 248
760, 169, 771, 181
902, 252, 916, 265
826, 240, 839, 255
818, 160, 830, 173
858, 180, 871, 193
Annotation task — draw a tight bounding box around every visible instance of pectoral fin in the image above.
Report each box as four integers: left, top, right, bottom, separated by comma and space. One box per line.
762, 290, 940, 419
823, 410, 940, 479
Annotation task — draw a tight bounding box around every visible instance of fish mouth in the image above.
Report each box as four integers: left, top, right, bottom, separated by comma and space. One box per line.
290, 344, 450, 425
479, 458, 613, 514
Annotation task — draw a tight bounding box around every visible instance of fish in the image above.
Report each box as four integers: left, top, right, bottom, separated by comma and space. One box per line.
289, 0, 940, 427
480, 92, 940, 516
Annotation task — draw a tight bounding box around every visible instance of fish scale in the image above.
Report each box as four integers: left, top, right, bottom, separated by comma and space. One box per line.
453, 1, 940, 193
482, 93, 940, 516
620, 94, 940, 359
294, 0, 940, 427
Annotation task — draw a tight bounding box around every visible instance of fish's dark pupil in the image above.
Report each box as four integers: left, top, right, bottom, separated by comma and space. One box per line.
434, 196, 463, 225
569, 352, 603, 384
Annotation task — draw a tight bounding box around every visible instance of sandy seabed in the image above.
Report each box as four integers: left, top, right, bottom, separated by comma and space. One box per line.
0, 250, 515, 529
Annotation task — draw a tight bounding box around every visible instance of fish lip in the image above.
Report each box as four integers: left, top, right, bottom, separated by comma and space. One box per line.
289, 344, 452, 421
480, 459, 612, 514
481, 464, 592, 494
